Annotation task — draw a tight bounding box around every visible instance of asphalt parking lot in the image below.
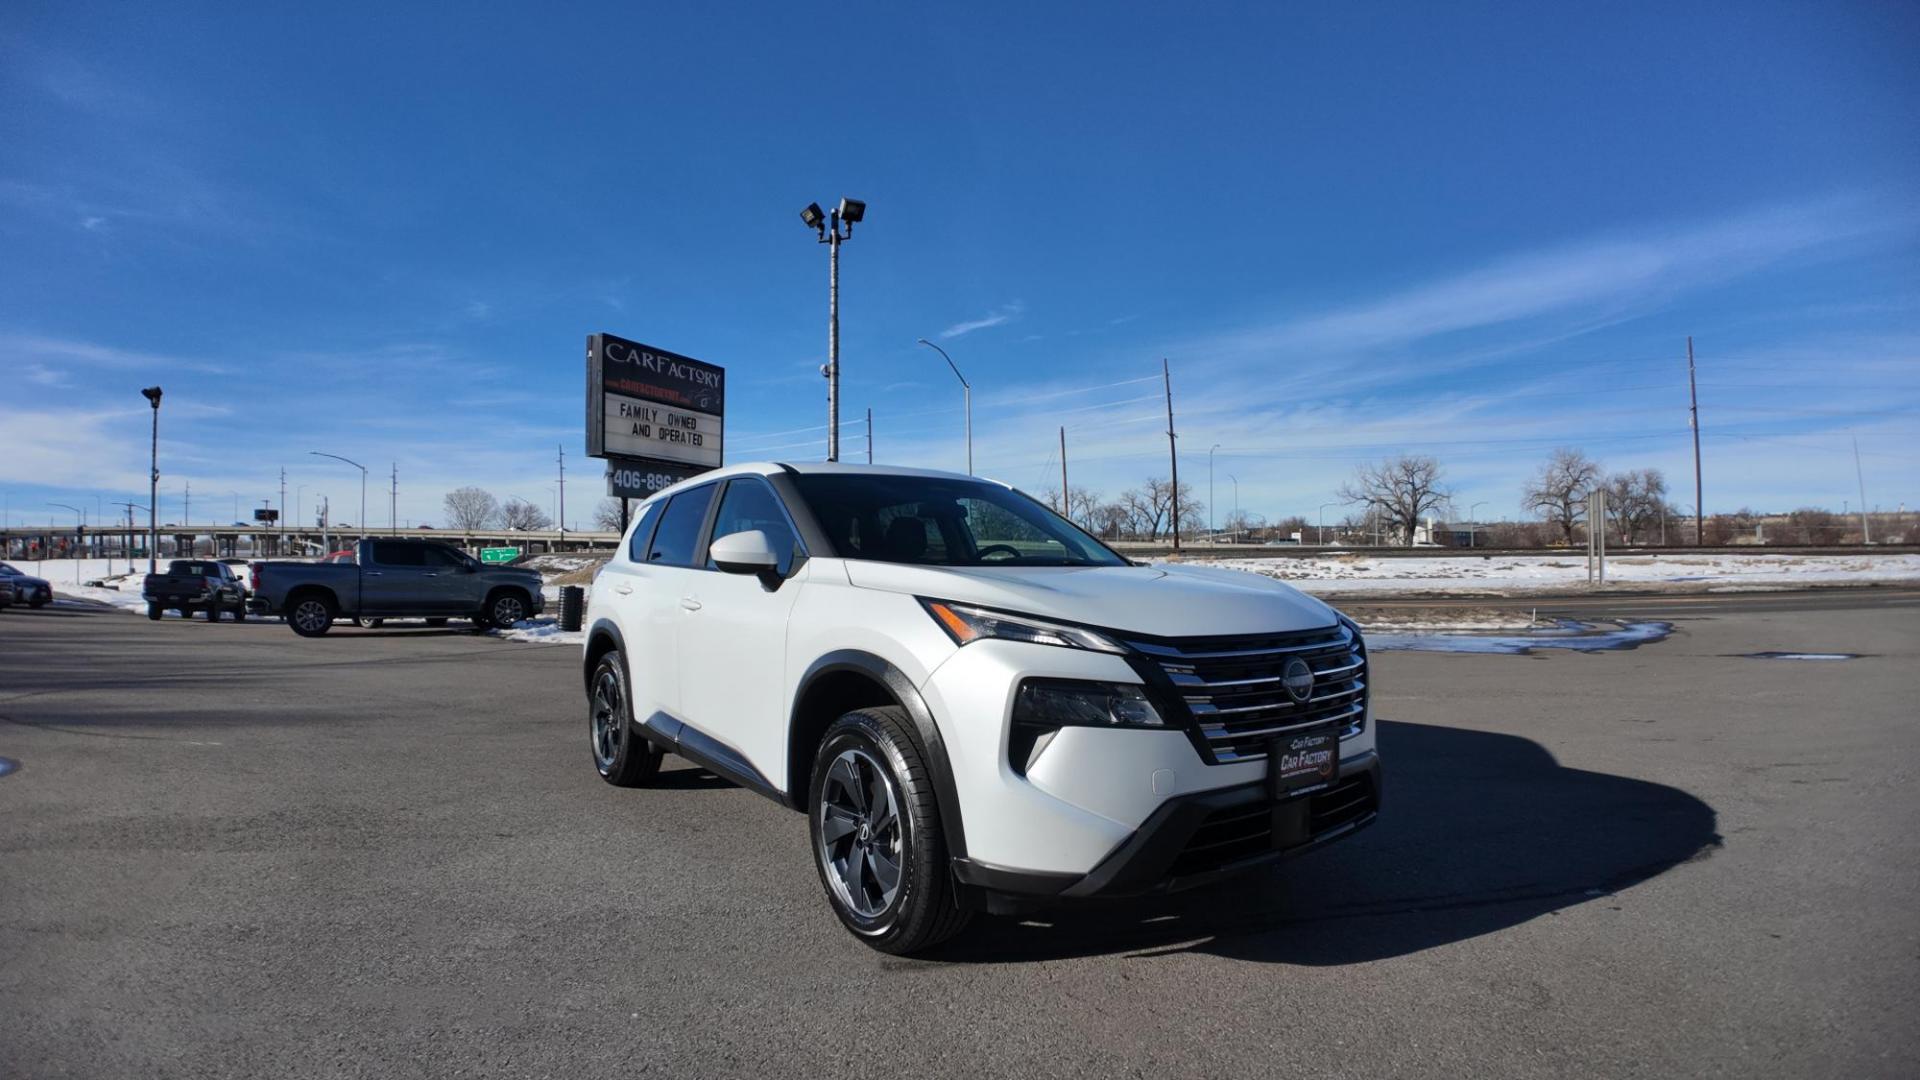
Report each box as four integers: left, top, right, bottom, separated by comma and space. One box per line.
2, 595, 1917, 1078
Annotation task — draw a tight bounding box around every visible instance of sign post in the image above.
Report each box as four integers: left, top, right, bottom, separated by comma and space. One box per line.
586, 333, 726, 508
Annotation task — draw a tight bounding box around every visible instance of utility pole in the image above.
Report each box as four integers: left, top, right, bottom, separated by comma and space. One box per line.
390, 462, 398, 536
1163, 359, 1180, 550
1853, 436, 1872, 544
184, 479, 191, 528
866, 408, 873, 464
1208, 443, 1222, 543
1059, 427, 1070, 522
1687, 336, 1703, 547
279, 468, 287, 557
557, 444, 567, 547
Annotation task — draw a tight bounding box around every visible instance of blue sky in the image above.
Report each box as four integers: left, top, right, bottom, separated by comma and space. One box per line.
3, 2, 1916, 531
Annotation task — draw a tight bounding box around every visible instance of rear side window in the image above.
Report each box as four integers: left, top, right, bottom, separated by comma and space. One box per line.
423, 545, 469, 569
645, 484, 717, 567
626, 500, 666, 563
371, 542, 426, 567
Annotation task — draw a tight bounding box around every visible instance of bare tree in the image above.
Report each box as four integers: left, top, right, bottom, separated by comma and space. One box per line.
1089, 501, 1132, 539
1041, 486, 1102, 530
1523, 448, 1602, 544
593, 498, 626, 532
443, 487, 500, 530
1603, 468, 1668, 545
1337, 455, 1450, 546
1116, 477, 1203, 541
501, 497, 552, 531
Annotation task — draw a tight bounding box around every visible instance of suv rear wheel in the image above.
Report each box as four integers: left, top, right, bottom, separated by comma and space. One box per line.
809, 707, 971, 955
590, 651, 662, 786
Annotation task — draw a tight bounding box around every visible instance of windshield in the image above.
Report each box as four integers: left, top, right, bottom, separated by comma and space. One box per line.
0, 563, 18, 576
790, 473, 1127, 568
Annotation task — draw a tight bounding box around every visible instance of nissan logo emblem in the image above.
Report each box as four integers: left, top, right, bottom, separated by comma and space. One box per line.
1282, 657, 1315, 703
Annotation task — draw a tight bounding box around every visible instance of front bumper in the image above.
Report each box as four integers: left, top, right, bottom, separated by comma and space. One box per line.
954, 751, 1380, 902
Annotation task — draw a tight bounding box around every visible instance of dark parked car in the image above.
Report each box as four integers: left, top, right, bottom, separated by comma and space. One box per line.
248, 538, 544, 637
142, 560, 249, 621
0, 562, 54, 608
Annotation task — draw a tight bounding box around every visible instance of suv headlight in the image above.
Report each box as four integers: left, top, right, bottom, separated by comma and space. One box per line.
1014, 679, 1165, 729
920, 599, 1125, 654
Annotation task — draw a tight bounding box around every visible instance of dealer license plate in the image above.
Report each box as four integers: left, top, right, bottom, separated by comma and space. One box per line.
1268, 724, 1340, 799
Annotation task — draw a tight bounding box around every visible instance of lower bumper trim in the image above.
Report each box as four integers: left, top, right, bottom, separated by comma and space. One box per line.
959, 751, 1381, 904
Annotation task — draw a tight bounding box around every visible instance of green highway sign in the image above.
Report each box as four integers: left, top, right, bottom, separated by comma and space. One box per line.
479, 547, 522, 565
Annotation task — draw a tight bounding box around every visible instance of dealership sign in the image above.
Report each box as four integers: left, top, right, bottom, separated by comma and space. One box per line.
586, 334, 725, 496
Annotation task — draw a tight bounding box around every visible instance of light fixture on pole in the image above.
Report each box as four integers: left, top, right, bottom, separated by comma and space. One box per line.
309, 451, 367, 544
916, 339, 971, 475
141, 386, 162, 572
1318, 502, 1339, 546
801, 197, 865, 462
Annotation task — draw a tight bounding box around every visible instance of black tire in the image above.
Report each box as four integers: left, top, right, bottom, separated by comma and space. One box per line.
147, 602, 163, 621
425, 618, 449, 628
29, 597, 48, 609
808, 706, 971, 955
287, 594, 336, 637
233, 601, 247, 622
589, 651, 662, 787
205, 604, 222, 622
484, 589, 530, 629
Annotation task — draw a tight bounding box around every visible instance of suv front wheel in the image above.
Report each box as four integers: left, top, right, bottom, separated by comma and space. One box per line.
590, 651, 662, 787
809, 707, 971, 955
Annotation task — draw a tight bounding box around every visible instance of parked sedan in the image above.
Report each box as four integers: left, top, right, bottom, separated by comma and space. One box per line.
0, 562, 53, 608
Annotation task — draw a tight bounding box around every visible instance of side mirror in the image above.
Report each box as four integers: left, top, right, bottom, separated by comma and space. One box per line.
709, 530, 780, 577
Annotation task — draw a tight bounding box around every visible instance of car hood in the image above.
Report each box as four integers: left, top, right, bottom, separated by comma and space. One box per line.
840, 560, 1338, 638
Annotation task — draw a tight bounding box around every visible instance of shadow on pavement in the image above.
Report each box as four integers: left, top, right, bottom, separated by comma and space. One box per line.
935, 719, 1719, 966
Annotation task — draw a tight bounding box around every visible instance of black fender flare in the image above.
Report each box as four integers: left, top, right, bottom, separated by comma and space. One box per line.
583, 617, 628, 694
791, 650, 968, 861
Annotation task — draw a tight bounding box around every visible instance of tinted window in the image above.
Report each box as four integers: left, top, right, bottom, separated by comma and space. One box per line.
626, 500, 666, 563
645, 484, 716, 567
371, 541, 426, 567
790, 473, 1125, 567
423, 545, 470, 569
706, 478, 800, 574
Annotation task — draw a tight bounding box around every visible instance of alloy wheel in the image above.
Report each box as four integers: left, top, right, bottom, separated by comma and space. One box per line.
817, 747, 904, 919
590, 667, 623, 771
292, 600, 329, 634
493, 596, 525, 626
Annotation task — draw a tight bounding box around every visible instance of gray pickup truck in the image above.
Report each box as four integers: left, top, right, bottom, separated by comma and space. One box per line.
248, 538, 545, 637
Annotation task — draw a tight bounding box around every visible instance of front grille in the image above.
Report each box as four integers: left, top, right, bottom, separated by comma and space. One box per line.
1166, 772, 1378, 878
1127, 624, 1367, 764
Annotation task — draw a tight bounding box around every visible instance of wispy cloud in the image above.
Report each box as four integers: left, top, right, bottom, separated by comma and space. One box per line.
941, 301, 1025, 339
1193, 195, 1904, 357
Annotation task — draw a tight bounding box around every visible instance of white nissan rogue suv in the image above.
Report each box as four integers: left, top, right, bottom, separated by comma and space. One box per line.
583, 462, 1379, 954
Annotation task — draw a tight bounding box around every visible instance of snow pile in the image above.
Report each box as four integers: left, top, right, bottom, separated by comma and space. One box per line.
1207, 552, 1920, 595
492, 617, 582, 645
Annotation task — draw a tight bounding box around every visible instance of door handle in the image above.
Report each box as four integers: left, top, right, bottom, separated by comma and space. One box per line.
365, 571, 384, 577
612, 584, 633, 595
679, 596, 702, 611
421, 572, 439, 577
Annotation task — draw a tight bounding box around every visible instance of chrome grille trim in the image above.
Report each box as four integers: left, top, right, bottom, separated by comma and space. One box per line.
1125, 623, 1368, 765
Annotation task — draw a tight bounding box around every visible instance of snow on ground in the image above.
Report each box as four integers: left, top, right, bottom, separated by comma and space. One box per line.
1202, 552, 1920, 595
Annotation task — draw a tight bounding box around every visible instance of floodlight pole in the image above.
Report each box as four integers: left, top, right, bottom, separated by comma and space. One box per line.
142, 387, 162, 572
917, 339, 971, 474
803, 199, 863, 462
1208, 444, 1221, 543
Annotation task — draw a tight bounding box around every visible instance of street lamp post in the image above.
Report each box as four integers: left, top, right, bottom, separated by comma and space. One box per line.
800, 198, 866, 462
1319, 502, 1339, 546
49, 503, 84, 566
1208, 444, 1222, 543
141, 387, 162, 572
309, 451, 367, 545
1227, 474, 1239, 541
1468, 501, 1486, 548
916, 339, 971, 474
